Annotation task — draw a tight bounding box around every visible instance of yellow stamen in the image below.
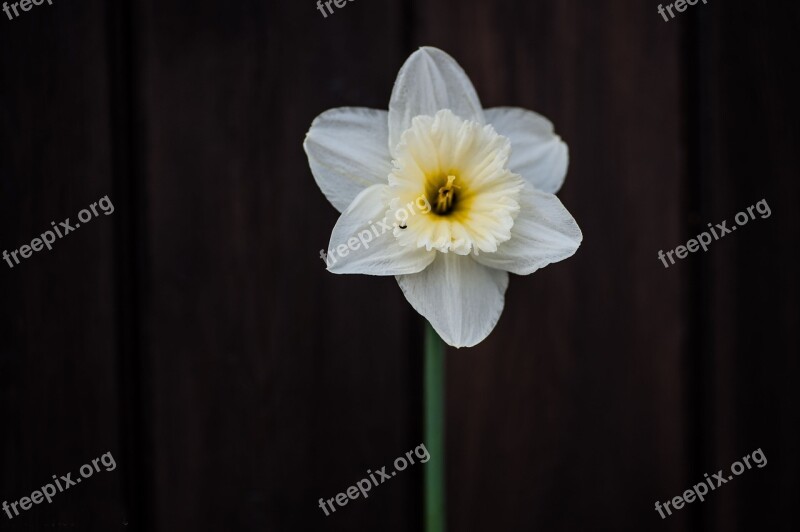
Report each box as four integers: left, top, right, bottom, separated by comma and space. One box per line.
434, 175, 460, 214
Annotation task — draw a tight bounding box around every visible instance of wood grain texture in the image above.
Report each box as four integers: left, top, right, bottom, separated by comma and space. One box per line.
0, 0, 798, 531
0, 1, 126, 530
134, 0, 419, 530
702, 4, 800, 532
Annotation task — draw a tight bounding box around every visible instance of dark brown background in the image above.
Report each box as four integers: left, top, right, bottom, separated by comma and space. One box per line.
1, 0, 798, 530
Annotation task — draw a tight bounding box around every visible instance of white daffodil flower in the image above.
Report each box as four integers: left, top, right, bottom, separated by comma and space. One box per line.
305, 46, 582, 348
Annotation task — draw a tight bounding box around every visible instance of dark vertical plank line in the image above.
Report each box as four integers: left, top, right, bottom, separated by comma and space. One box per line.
402, 0, 415, 54
705, 5, 800, 529
684, 7, 714, 532
105, 1, 154, 530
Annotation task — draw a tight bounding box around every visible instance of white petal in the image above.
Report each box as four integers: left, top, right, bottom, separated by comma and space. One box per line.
396, 254, 508, 348
326, 184, 435, 276
484, 107, 569, 194
304, 107, 393, 212
473, 186, 582, 275
388, 47, 485, 154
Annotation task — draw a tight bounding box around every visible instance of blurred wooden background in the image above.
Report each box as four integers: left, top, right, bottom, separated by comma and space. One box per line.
0, 0, 798, 530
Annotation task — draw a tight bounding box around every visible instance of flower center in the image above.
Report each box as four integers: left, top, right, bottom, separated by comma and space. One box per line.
387, 109, 524, 255
432, 175, 460, 215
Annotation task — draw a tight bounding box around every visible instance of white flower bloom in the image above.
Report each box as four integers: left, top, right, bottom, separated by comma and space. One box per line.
304, 47, 582, 348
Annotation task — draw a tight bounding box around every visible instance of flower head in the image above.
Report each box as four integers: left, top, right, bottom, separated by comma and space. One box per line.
305, 47, 582, 347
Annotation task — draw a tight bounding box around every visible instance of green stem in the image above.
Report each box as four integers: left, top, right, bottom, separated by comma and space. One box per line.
424, 323, 446, 532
